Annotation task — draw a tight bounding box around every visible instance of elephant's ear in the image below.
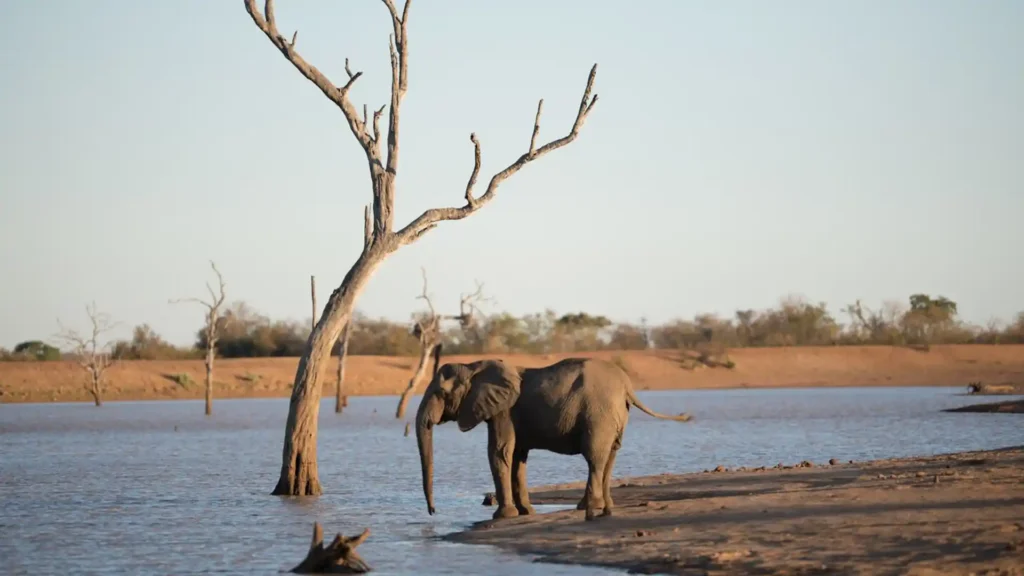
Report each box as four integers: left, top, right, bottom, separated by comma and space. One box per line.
456, 361, 521, 432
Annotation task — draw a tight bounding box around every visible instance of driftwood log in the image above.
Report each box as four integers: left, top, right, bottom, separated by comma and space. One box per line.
291, 522, 372, 574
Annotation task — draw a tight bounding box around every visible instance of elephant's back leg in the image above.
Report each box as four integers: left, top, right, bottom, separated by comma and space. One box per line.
600, 426, 625, 516
579, 407, 624, 520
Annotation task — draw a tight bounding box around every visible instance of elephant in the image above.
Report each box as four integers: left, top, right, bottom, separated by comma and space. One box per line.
414, 357, 693, 521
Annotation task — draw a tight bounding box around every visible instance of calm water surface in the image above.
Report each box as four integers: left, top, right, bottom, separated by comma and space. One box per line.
2, 387, 1022, 575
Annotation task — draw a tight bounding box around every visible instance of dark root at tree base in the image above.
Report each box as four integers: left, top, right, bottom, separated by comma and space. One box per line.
272, 455, 323, 496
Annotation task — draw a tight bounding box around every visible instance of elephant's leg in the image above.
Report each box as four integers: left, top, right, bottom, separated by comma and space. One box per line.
600, 437, 621, 517
581, 436, 613, 520
487, 415, 519, 520
575, 490, 589, 511
582, 453, 609, 521
511, 448, 534, 515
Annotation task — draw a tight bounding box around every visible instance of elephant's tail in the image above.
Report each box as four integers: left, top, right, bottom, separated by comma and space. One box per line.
626, 390, 693, 422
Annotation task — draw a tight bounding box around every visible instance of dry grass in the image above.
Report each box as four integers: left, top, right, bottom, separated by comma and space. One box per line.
1, 344, 1023, 404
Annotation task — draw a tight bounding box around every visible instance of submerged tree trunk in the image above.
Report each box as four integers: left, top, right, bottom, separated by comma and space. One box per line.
90, 373, 103, 407
291, 522, 372, 574
272, 253, 384, 496
204, 347, 214, 416
395, 342, 441, 419
335, 322, 351, 414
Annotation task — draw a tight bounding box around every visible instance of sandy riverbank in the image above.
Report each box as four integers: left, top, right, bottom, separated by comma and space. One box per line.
1, 345, 1023, 404
946, 400, 1024, 414
449, 446, 1024, 575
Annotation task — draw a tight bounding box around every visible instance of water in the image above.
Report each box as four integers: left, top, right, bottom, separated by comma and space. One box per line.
1, 387, 1022, 575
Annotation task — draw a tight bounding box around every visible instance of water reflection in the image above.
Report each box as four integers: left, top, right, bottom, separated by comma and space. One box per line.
1, 387, 1021, 575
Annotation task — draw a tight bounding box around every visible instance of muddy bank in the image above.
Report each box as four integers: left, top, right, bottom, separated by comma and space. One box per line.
2, 344, 1023, 404
448, 446, 1024, 575
946, 399, 1024, 414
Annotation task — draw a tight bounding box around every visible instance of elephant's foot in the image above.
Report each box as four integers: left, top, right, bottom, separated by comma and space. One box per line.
492, 506, 520, 520
584, 506, 613, 521
515, 503, 535, 516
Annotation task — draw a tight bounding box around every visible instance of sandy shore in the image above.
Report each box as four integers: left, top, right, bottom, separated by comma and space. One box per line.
448, 446, 1024, 575
1, 345, 1023, 404
946, 400, 1024, 414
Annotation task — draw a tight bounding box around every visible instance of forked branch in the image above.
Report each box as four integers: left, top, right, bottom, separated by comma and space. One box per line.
53, 302, 119, 369
169, 260, 228, 346
243, 0, 384, 157
453, 280, 490, 329
395, 63, 599, 245
290, 521, 372, 574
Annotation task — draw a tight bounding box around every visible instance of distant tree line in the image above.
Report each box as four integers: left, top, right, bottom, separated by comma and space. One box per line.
4, 293, 1024, 362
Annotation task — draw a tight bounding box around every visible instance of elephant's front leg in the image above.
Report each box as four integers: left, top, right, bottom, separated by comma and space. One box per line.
511, 448, 535, 515
487, 414, 518, 520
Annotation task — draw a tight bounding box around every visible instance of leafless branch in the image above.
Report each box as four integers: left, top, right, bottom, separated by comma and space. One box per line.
381, 1, 410, 174
450, 280, 492, 328
395, 63, 599, 246
244, 0, 415, 249
243, 0, 374, 155
464, 133, 481, 207
372, 104, 387, 146
415, 266, 436, 318
170, 260, 228, 345
529, 99, 543, 155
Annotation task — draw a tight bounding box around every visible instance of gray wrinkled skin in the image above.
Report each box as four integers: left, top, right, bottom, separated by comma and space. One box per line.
414, 357, 692, 521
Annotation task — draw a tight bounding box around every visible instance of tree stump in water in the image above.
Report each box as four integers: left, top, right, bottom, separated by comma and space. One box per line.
291, 522, 372, 574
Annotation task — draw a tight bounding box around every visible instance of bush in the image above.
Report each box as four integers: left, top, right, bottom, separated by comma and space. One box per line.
10, 340, 62, 361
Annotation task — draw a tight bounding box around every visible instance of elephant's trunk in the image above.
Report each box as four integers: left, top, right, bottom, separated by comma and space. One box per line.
415, 393, 442, 515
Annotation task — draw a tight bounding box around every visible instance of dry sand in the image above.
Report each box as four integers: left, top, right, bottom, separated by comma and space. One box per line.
450, 446, 1024, 575
2, 345, 1024, 404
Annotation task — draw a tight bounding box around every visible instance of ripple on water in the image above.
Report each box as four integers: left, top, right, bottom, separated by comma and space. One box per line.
1, 387, 1022, 575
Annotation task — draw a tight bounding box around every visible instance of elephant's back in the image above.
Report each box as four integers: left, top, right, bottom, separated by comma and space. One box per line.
522, 359, 629, 431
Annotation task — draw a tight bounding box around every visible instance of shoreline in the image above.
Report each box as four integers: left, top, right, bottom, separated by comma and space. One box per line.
945, 399, 1024, 414
446, 446, 1024, 575
2, 345, 1023, 405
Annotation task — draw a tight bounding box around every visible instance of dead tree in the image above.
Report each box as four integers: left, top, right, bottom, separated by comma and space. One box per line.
53, 302, 119, 406
335, 321, 352, 414
170, 261, 227, 416
394, 269, 485, 419
243, 0, 599, 495
291, 522, 371, 574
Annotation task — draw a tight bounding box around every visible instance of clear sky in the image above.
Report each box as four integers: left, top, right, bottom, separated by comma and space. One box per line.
1, 0, 1021, 348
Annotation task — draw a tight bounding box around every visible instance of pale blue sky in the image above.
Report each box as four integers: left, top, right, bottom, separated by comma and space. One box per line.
1, 1, 1021, 348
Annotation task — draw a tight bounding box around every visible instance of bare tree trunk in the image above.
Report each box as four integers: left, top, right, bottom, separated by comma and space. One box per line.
395, 344, 432, 420
170, 260, 227, 416
335, 322, 350, 414
395, 342, 442, 419
204, 347, 214, 416
90, 372, 102, 407
273, 255, 383, 496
